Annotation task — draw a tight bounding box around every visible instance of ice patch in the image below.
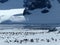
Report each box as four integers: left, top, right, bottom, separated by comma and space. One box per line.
0, 8, 25, 23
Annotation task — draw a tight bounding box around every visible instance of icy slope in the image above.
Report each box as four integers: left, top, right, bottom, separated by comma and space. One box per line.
0, 0, 60, 24
24, 0, 60, 24
0, 8, 25, 23
0, 0, 26, 23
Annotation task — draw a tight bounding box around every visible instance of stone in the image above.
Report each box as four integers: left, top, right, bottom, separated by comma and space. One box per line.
41, 9, 49, 13
0, 0, 8, 3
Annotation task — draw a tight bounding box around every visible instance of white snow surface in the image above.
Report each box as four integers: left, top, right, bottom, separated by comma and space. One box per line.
0, 29, 59, 45
0, 8, 25, 23
0, 8, 26, 23
0, 0, 26, 23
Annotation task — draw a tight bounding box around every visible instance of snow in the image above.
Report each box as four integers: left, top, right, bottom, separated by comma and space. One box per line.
9, 15, 26, 22
0, 0, 60, 45
24, 0, 60, 24
0, 29, 59, 45
0, 0, 60, 26
0, 8, 25, 23
0, 0, 60, 24
0, 0, 26, 23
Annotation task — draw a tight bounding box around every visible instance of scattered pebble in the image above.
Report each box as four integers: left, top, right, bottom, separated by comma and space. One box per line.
51, 37, 54, 40
41, 9, 49, 13
30, 39, 34, 42
41, 39, 45, 41
46, 39, 50, 42
55, 39, 57, 41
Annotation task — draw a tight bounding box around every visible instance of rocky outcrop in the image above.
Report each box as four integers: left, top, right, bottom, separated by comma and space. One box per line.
0, 0, 8, 3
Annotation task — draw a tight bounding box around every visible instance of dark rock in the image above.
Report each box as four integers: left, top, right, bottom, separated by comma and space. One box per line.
47, 4, 52, 9
46, 39, 50, 42
20, 40, 23, 43
48, 28, 57, 32
24, 39, 28, 41
57, 0, 60, 3
41, 9, 49, 13
14, 39, 19, 43
35, 38, 39, 42
9, 40, 12, 42
28, 4, 36, 10
23, 9, 31, 15
57, 31, 60, 34
0, 0, 8, 3
55, 39, 57, 41
51, 37, 54, 40
30, 39, 34, 42
24, 0, 52, 10
41, 39, 44, 41
59, 39, 60, 40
